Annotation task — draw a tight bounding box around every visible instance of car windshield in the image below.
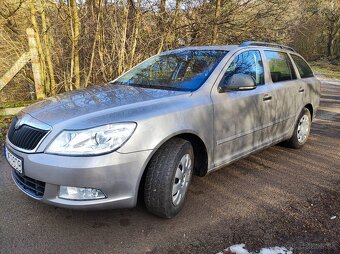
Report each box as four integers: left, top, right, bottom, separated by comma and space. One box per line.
112, 50, 228, 91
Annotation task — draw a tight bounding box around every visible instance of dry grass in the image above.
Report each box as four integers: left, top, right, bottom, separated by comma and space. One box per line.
0, 100, 37, 109
0, 116, 12, 143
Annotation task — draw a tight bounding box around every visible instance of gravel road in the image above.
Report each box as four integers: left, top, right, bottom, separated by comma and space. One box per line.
0, 81, 339, 254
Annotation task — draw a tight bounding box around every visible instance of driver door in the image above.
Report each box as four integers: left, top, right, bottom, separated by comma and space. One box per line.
211, 50, 275, 167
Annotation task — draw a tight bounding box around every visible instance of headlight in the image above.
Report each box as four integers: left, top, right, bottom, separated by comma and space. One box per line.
46, 123, 136, 155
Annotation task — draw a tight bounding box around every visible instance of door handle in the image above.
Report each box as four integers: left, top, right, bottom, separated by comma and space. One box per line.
298, 87, 305, 93
263, 94, 272, 101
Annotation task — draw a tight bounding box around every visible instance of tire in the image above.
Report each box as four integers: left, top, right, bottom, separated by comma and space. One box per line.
284, 107, 312, 149
144, 138, 194, 218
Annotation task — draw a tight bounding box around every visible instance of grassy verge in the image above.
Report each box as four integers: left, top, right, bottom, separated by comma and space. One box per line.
310, 61, 340, 80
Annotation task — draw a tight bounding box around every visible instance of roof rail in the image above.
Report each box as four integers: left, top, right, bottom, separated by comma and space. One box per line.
240, 41, 295, 52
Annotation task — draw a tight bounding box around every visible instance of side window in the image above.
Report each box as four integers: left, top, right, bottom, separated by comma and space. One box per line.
222, 50, 264, 85
264, 51, 296, 83
291, 54, 314, 78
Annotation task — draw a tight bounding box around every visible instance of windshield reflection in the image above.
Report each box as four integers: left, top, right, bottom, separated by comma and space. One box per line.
113, 50, 228, 91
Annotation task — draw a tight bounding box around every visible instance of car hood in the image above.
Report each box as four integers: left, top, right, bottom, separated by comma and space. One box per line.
23, 84, 188, 126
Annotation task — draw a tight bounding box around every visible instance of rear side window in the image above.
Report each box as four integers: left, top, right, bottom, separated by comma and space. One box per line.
291, 54, 314, 78
264, 51, 296, 83
222, 50, 264, 85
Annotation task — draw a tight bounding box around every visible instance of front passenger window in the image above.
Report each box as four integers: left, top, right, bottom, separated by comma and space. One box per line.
222, 50, 264, 86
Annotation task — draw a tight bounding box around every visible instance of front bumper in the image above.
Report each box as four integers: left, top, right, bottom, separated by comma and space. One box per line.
5, 143, 152, 210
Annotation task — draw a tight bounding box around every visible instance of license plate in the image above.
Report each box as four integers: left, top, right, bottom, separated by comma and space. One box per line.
5, 146, 23, 174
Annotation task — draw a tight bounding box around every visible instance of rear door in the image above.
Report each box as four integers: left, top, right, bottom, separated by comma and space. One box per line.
263, 50, 299, 140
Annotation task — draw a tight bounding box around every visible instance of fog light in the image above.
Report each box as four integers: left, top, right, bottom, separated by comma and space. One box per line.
59, 186, 106, 200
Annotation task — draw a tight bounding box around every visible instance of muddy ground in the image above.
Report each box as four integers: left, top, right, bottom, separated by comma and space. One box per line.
0, 81, 339, 254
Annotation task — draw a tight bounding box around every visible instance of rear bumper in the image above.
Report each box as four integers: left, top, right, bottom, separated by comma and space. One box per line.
5, 142, 152, 210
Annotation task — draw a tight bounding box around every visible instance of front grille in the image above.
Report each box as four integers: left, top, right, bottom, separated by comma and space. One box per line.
12, 170, 45, 198
8, 117, 48, 150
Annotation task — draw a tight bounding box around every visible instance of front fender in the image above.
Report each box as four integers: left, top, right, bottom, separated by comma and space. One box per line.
117, 94, 214, 168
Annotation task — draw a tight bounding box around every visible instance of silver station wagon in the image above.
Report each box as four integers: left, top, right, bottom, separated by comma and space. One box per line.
5, 41, 320, 218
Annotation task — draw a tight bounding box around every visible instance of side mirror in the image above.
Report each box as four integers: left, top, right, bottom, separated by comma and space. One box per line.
218, 73, 256, 93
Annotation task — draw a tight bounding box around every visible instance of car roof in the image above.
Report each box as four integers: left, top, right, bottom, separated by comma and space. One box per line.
163, 45, 239, 54
165, 41, 299, 55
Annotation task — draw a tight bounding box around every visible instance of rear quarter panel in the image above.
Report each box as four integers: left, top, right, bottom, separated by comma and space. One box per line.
300, 77, 321, 120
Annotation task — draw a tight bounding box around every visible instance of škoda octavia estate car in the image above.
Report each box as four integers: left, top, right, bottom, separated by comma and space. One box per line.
5, 41, 320, 218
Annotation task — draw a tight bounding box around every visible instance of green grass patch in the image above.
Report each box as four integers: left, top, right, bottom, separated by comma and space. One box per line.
312, 66, 340, 79
310, 61, 340, 80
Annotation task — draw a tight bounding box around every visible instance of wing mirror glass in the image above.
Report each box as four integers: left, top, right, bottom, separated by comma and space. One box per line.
218, 73, 256, 93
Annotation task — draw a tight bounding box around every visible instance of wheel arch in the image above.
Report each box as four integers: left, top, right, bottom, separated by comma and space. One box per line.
136, 131, 209, 205
304, 103, 314, 120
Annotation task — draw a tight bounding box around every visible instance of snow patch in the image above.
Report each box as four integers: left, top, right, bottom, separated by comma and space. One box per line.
259, 246, 293, 254
217, 244, 293, 254
229, 244, 249, 254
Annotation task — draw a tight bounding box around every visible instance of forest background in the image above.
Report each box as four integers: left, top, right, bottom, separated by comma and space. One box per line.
0, 0, 339, 102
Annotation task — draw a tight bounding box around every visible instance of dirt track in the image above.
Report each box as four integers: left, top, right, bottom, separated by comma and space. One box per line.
0, 81, 339, 254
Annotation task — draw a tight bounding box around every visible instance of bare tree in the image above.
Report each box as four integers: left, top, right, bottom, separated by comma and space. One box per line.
321, 0, 340, 57
117, 1, 129, 75
39, 0, 56, 95
69, 0, 81, 89
128, 0, 141, 69
29, 0, 46, 94
211, 0, 221, 44
0, 0, 337, 102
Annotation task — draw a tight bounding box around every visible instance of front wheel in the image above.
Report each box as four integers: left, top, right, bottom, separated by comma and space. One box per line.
284, 108, 312, 149
144, 138, 194, 218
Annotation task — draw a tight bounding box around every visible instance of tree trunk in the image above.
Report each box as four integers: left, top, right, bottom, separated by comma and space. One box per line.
27, 28, 45, 99
157, 0, 167, 54
68, 1, 74, 91
29, 0, 46, 95
85, 0, 102, 86
328, 34, 333, 57
173, 0, 180, 47
98, 1, 108, 81
211, 0, 221, 44
128, 0, 141, 69
70, 0, 81, 89
169, 0, 180, 48
117, 1, 129, 75
39, 0, 56, 96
